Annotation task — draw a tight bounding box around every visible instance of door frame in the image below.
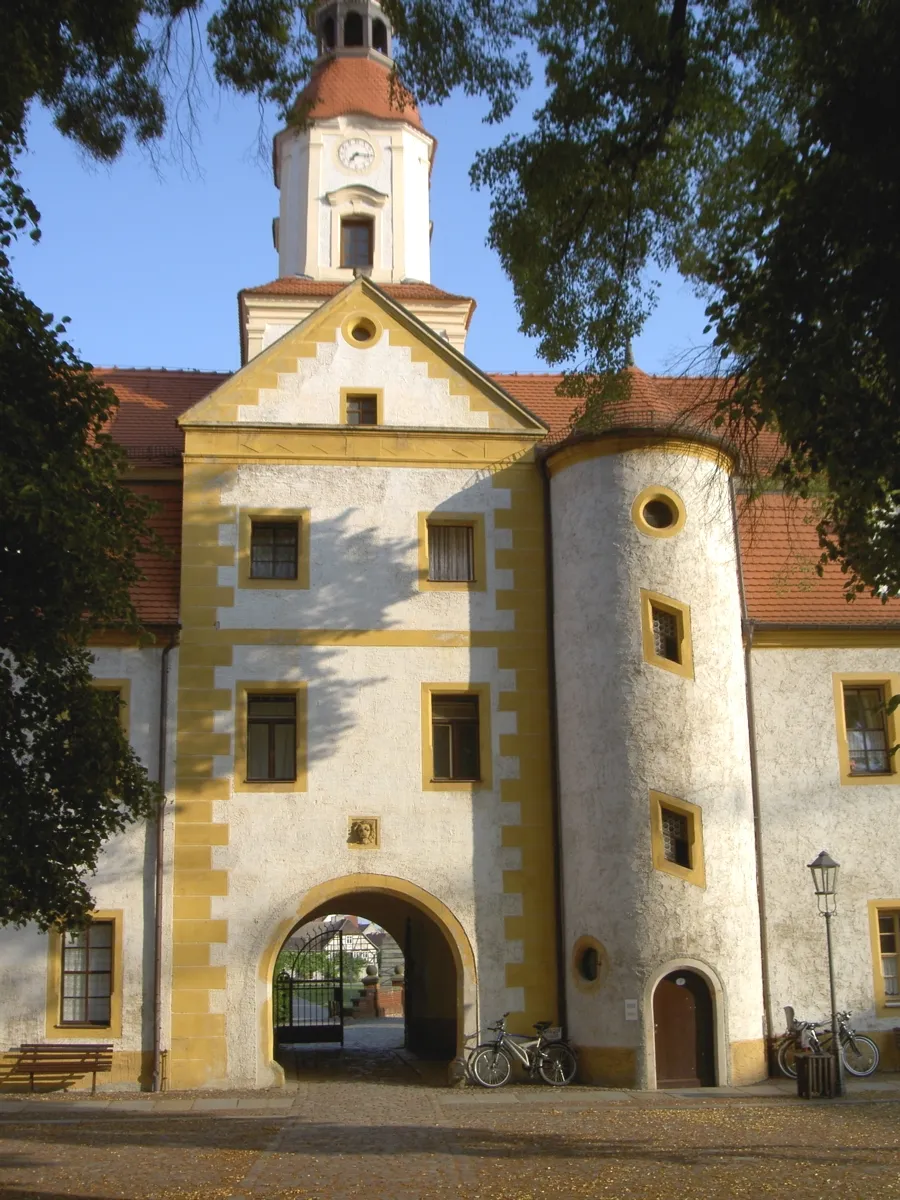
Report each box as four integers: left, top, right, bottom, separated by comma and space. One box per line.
643, 958, 728, 1089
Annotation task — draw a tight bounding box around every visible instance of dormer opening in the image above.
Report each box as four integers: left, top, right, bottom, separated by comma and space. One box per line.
372, 18, 388, 54
344, 10, 364, 47
322, 15, 336, 49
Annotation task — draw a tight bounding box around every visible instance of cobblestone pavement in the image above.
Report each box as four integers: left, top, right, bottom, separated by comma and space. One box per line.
0, 1034, 897, 1200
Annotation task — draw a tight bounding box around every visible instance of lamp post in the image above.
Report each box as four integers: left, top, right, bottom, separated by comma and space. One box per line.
807, 850, 844, 1097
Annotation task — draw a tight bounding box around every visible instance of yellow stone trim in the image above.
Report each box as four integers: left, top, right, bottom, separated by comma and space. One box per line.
570, 935, 610, 994
649, 790, 706, 888
752, 629, 900, 649
340, 386, 384, 427
640, 588, 694, 680
572, 1045, 637, 1088
867, 900, 900, 1019
416, 511, 487, 593
181, 426, 539, 468
546, 435, 734, 476
91, 678, 131, 736
340, 311, 383, 349
234, 680, 309, 793
832, 673, 900, 786
45, 910, 124, 1040
631, 484, 686, 539
237, 507, 311, 591
420, 682, 492, 792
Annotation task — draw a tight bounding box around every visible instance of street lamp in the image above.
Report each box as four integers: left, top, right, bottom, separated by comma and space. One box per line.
807, 850, 844, 1096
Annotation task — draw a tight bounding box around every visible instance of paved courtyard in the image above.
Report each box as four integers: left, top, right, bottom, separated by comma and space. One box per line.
1, 1024, 898, 1199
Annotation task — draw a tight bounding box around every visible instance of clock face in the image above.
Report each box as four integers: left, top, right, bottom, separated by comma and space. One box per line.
338, 137, 375, 172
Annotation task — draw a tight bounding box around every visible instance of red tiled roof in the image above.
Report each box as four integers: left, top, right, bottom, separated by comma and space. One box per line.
295, 54, 424, 130
243, 278, 473, 304
130, 480, 182, 625
737, 492, 900, 626
99, 368, 229, 462
99, 366, 898, 630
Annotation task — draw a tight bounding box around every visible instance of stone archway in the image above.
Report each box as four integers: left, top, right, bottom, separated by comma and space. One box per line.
259, 875, 477, 1081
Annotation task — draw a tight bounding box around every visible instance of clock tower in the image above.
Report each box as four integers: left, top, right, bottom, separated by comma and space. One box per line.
272, 0, 435, 285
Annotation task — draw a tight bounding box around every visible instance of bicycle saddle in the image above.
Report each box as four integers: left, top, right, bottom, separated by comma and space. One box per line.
534, 1020, 552, 1031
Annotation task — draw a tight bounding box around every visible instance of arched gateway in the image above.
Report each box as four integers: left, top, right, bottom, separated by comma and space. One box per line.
259, 876, 477, 1081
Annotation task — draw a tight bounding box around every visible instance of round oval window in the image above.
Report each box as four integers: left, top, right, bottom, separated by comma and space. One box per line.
578, 946, 600, 982
350, 318, 376, 344
642, 497, 676, 529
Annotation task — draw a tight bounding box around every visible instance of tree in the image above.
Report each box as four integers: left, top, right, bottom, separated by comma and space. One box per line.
0, 274, 163, 929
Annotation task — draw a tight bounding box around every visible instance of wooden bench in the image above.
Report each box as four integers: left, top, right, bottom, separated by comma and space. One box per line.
7, 1044, 113, 1094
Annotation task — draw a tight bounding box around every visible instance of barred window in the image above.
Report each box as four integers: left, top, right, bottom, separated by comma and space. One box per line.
844, 685, 890, 775
652, 606, 680, 663
345, 394, 378, 425
250, 522, 299, 580
661, 808, 690, 868
432, 695, 480, 781
879, 912, 899, 998
247, 695, 297, 781
340, 218, 373, 268
428, 524, 475, 582
60, 922, 113, 1025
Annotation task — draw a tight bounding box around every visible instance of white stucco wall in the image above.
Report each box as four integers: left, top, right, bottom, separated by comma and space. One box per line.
751, 646, 900, 1035
550, 448, 764, 1085
218, 463, 511, 630
0, 647, 172, 1076
238, 327, 490, 428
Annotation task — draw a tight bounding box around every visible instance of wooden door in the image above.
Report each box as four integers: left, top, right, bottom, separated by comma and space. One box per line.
653, 970, 715, 1087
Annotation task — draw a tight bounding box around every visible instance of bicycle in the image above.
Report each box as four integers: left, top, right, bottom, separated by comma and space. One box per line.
467, 1013, 577, 1088
776, 1006, 880, 1078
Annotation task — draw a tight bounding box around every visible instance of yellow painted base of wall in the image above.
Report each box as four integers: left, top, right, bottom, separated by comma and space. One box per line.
0, 1050, 152, 1093
869, 1029, 900, 1074
576, 1046, 637, 1088
730, 1038, 767, 1085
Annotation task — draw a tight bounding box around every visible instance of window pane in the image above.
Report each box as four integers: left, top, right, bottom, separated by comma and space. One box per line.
652, 608, 680, 662
433, 697, 479, 722
89, 923, 112, 949
661, 809, 690, 867
251, 522, 298, 580
64, 975, 87, 998
62, 996, 83, 1022
454, 722, 480, 780
432, 723, 451, 779
63, 947, 87, 973
346, 396, 378, 425
272, 723, 296, 781
341, 219, 373, 267
88, 996, 111, 1023
248, 696, 296, 719
247, 721, 270, 779
89, 948, 112, 972
428, 524, 475, 582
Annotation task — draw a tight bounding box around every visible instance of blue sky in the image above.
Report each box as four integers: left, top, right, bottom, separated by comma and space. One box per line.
11, 75, 710, 377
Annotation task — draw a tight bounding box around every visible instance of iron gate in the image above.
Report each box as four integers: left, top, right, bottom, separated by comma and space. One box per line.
273, 927, 344, 1045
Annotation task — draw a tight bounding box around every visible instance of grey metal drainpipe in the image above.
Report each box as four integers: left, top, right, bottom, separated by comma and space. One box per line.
729, 481, 775, 1068
152, 633, 178, 1093
540, 454, 568, 1033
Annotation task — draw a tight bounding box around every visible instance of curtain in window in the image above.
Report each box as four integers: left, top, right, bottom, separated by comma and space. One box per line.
428, 524, 474, 582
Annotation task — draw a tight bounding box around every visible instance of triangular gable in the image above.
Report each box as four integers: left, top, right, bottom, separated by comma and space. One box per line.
179, 277, 548, 435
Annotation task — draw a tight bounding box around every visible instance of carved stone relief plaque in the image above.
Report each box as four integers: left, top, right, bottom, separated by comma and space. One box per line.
348, 817, 379, 848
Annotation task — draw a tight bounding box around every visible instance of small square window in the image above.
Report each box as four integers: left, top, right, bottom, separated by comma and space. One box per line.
341, 218, 373, 268
345, 394, 379, 426
431, 695, 480, 781
247, 694, 297, 782
428, 523, 475, 583
652, 606, 680, 663
661, 808, 690, 868
843, 685, 890, 775
60, 921, 113, 1026
250, 521, 299, 580
650, 791, 704, 887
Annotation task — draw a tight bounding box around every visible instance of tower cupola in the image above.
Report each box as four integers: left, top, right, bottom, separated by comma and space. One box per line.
271, 0, 434, 284
312, 0, 394, 61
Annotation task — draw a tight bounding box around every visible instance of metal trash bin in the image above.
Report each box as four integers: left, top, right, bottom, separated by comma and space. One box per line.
796, 1052, 837, 1099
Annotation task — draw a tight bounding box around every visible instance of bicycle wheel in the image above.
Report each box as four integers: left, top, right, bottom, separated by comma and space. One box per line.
842, 1034, 880, 1076
470, 1045, 512, 1088
776, 1038, 799, 1079
538, 1043, 577, 1086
